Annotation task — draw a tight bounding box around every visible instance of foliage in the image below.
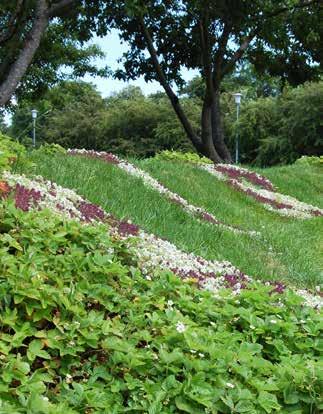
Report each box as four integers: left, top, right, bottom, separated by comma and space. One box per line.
83, 0, 323, 162
225, 82, 323, 166
155, 150, 212, 164
10, 83, 196, 157
0, 201, 322, 412
0, 133, 27, 172
0, 1, 108, 106
294, 156, 323, 167
181, 64, 281, 101
34, 143, 67, 156
9, 81, 107, 149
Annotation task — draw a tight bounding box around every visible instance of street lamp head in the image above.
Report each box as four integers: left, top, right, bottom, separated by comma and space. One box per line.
233, 93, 242, 105
31, 109, 38, 119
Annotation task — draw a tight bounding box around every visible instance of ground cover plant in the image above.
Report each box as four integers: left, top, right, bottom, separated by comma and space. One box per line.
0, 198, 322, 413
0, 171, 289, 300
1, 144, 322, 412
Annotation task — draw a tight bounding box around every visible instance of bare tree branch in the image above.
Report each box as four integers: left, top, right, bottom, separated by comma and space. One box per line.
139, 15, 204, 152
213, 20, 233, 84
221, 31, 256, 77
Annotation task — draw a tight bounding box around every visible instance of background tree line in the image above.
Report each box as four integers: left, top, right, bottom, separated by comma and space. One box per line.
1, 0, 322, 164
5, 67, 323, 166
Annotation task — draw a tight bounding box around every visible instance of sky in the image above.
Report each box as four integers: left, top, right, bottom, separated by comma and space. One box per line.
4, 29, 198, 125
82, 29, 198, 97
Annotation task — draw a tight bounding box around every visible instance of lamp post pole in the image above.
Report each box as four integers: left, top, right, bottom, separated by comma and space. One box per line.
31, 109, 38, 147
233, 93, 242, 164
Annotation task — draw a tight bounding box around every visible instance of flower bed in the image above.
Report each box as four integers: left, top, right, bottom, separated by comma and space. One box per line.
67, 149, 258, 236
201, 164, 323, 219
1, 203, 322, 412
1, 171, 321, 308
215, 164, 275, 191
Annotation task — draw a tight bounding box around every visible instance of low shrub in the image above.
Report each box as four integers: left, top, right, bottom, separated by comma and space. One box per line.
34, 143, 67, 156
0, 201, 322, 413
155, 150, 213, 164
294, 155, 323, 167
0, 133, 27, 173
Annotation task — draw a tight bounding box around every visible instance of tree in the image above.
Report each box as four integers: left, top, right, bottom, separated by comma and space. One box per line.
10, 82, 197, 155
223, 81, 323, 166
9, 81, 106, 147
94, 0, 321, 163
181, 63, 281, 100
0, 0, 107, 107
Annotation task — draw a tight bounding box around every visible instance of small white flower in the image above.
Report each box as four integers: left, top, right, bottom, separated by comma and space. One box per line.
198, 353, 205, 358
226, 382, 235, 388
176, 322, 186, 333
250, 325, 255, 330
65, 374, 73, 383
167, 300, 174, 307
270, 319, 277, 324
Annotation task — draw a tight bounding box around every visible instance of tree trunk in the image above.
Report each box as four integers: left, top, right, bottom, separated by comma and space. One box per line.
211, 89, 232, 163
200, 96, 222, 162
0, 0, 49, 107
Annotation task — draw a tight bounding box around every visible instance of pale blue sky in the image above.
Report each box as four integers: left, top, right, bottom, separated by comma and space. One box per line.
4, 29, 198, 124
83, 29, 198, 97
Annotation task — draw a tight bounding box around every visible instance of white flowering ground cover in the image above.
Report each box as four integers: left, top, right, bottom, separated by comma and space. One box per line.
67, 149, 258, 236
200, 164, 323, 219
1, 171, 322, 309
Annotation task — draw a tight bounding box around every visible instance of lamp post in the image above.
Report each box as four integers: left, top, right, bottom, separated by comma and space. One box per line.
31, 109, 38, 147
233, 93, 242, 164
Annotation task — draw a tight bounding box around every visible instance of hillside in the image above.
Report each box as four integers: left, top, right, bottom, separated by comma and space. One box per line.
0, 146, 322, 413
22, 151, 323, 289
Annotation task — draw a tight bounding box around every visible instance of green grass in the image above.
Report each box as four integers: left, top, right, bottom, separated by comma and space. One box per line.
19, 154, 323, 289
253, 164, 323, 208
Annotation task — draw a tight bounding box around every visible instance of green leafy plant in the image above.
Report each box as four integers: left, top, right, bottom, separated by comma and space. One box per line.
294, 155, 323, 167
0, 133, 27, 173
155, 150, 213, 164
0, 200, 322, 412
35, 143, 67, 156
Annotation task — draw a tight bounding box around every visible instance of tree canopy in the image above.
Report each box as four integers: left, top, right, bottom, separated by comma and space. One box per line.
86, 0, 322, 162
0, 0, 107, 107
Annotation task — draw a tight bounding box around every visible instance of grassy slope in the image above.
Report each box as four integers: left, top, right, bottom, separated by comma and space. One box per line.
20, 154, 323, 288
252, 164, 323, 208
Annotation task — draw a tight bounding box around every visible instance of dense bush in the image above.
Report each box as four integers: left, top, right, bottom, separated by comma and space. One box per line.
0, 133, 27, 173
294, 155, 323, 167
0, 201, 322, 413
155, 150, 212, 164
8, 80, 323, 165
225, 82, 323, 166
9, 84, 195, 158
34, 143, 67, 156
99, 94, 195, 157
